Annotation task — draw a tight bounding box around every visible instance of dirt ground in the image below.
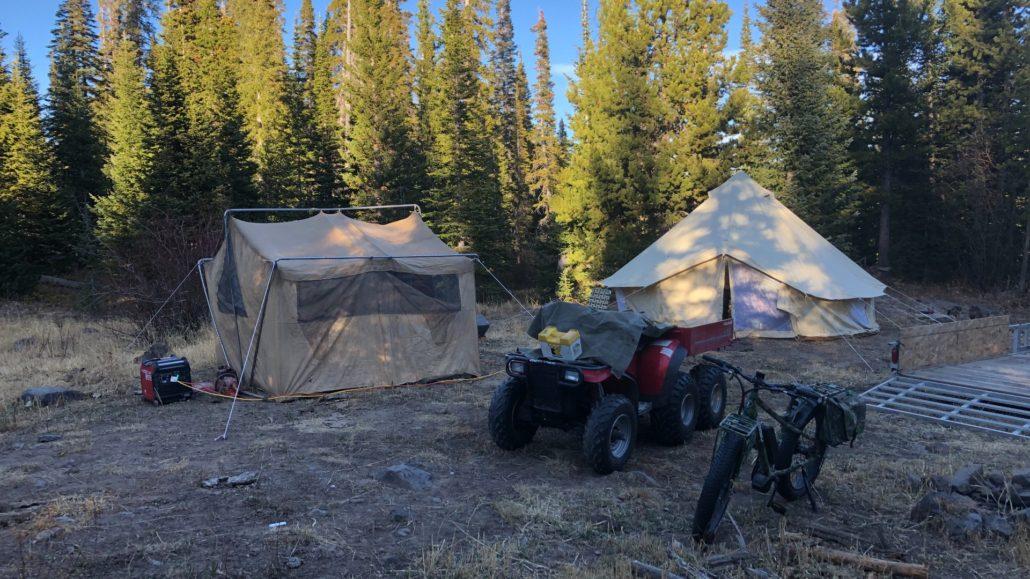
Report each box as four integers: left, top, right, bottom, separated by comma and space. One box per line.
1, 292, 1029, 578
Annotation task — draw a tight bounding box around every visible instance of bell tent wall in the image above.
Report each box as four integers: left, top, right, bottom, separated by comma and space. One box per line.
602, 173, 884, 339
202, 210, 481, 395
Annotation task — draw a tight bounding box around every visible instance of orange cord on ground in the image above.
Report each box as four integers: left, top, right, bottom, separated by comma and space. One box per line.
174, 370, 503, 402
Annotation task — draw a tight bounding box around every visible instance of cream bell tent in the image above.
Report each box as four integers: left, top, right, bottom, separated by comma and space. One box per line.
601, 173, 885, 338
202, 210, 481, 395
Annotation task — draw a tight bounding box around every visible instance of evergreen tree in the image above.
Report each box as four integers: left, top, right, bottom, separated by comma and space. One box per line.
528, 10, 561, 290
932, 0, 1026, 287
0, 37, 73, 294
227, 0, 303, 206
93, 38, 155, 248
554, 0, 663, 298
413, 0, 437, 155
289, 0, 342, 205
847, 0, 935, 275
342, 0, 423, 208
642, 0, 731, 217
150, 0, 255, 215
721, 3, 776, 185
98, 0, 158, 64
312, 13, 346, 180
322, 0, 354, 132
491, 0, 534, 279
758, 0, 859, 251
428, 0, 507, 269
46, 0, 108, 233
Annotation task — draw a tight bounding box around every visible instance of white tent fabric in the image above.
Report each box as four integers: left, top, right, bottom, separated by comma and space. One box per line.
602, 173, 884, 338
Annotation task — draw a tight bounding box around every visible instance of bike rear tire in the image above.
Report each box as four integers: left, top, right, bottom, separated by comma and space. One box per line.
692, 431, 747, 543
773, 403, 827, 501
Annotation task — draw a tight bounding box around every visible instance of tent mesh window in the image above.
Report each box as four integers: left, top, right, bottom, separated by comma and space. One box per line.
296, 272, 461, 320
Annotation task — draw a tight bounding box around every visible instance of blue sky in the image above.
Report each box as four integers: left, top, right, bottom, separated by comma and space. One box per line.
1, 1, 761, 123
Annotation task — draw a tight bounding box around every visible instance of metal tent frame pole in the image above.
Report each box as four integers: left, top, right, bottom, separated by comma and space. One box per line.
197, 258, 232, 367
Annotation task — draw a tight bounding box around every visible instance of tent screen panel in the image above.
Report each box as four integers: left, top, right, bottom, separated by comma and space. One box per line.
296, 271, 461, 320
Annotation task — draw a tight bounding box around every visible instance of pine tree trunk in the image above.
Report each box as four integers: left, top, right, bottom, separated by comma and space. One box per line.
1019, 202, 1030, 292
876, 168, 891, 273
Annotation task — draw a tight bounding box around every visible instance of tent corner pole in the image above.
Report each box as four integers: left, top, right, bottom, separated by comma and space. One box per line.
196, 258, 232, 368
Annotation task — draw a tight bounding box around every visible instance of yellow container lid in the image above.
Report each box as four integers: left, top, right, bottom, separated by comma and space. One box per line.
538, 326, 581, 346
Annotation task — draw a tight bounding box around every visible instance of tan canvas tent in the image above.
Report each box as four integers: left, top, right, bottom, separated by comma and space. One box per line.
201, 211, 481, 395
601, 173, 885, 338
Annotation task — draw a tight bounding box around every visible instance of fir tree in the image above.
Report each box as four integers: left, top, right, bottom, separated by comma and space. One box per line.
413, 0, 437, 155
289, 0, 342, 205
528, 10, 561, 291
491, 0, 534, 278
46, 0, 108, 233
93, 38, 155, 248
847, 0, 935, 275
758, 0, 859, 251
227, 0, 303, 206
428, 0, 507, 269
554, 0, 663, 298
342, 0, 423, 208
0, 37, 73, 294
97, 0, 158, 64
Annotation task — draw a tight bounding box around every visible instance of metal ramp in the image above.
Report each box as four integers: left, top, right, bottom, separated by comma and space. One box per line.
862, 374, 1030, 439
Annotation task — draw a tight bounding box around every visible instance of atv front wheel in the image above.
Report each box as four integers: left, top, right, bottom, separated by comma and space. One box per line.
583, 395, 637, 474
488, 378, 538, 450
651, 371, 699, 445
692, 363, 728, 430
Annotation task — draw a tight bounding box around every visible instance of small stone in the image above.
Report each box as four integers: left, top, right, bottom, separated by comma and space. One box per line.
983, 513, 1014, 539
394, 527, 411, 538
389, 507, 413, 523
33, 527, 63, 543
1011, 468, 1030, 490
910, 491, 977, 523
227, 471, 258, 486
629, 470, 659, 487
54, 515, 75, 525
21, 387, 86, 408
950, 464, 985, 495
375, 464, 433, 491
37, 433, 62, 443
946, 511, 983, 540
148, 559, 163, 567
285, 556, 302, 569
201, 476, 227, 489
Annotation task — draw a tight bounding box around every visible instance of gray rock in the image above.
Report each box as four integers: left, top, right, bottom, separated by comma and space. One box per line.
37, 433, 63, 443
1011, 468, 1030, 490
394, 527, 411, 538
33, 527, 63, 543
201, 476, 225, 489
12, 337, 38, 352
285, 556, 302, 569
983, 513, 1014, 539
946, 511, 983, 540
389, 507, 413, 523
910, 491, 978, 523
21, 387, 86, 408
227, 471, 258, 486
950, 464, 985, 495
927, 474, 951, 491
629, 470, 659, 487
376, 464, 433, 491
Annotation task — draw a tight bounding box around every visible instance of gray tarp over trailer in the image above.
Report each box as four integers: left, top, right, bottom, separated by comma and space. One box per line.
202, 211, 481, 395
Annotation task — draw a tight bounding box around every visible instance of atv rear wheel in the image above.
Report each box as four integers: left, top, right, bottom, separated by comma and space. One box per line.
583, 395, 637, 474
651, 371, 699, 446
692, 363, 728, 430
488, 378, 538, 450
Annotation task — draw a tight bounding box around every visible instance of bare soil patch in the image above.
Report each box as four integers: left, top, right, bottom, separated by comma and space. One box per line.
1, 298, 1028, 577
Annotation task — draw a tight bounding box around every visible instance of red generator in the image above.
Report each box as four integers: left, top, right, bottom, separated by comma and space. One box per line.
140, 356, 193, 405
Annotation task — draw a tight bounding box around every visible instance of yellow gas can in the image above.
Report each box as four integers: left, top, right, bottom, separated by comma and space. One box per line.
538, 326, 583, 360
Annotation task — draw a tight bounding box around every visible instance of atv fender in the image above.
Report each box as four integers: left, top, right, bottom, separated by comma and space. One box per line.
636, 341, 687, 403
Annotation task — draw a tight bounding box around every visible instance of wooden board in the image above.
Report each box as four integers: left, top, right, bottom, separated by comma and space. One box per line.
899, 315, 1011, 371
908, 352, 1030, 398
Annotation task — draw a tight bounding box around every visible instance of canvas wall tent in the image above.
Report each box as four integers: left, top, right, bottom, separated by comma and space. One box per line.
602, 173, 885, 338
201, 210, 481, 396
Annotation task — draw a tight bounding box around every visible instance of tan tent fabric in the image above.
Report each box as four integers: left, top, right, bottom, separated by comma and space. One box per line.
603, 173, 883, 338
203, 212, 481, 395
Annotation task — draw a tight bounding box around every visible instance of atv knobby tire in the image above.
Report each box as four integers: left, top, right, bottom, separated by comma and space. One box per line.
583, 395, 637, 474
692, 363, 728, 430
692, 430, 747, 543
488, 377, 538, 450
651, 371, 699, 446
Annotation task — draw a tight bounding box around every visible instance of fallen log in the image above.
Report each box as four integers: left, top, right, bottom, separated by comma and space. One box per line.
705, 550, 753, 568
781, 532, 928, 578
39, 275, 87, 289
630, 559, 686, 579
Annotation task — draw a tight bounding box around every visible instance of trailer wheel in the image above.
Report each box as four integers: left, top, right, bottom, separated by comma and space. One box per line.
651, 371, 698, 446
692, 364, 728, 430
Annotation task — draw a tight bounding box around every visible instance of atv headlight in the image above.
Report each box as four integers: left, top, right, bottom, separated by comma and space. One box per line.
507, 359, 527, 377
562, 369, 582, 384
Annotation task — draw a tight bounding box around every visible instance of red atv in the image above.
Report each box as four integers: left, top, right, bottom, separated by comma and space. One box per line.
489, 303, 733, 474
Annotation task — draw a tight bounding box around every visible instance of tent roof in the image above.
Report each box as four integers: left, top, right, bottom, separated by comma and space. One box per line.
231, 212, 465, 278
601, 172, 885, 300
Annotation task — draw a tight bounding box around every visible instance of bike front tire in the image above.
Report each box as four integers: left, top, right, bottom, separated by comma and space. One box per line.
692, 430, 747, 543
774, 404, 827, 501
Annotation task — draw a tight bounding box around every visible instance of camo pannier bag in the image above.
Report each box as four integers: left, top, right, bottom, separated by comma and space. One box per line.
815, 385, 866, 447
